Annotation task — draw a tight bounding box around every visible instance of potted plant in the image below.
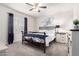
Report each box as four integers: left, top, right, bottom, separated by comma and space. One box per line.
73, 19, 79, 29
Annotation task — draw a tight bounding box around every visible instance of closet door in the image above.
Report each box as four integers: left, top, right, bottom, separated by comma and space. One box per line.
8, 13, 14, 44
24, 17, 27, 34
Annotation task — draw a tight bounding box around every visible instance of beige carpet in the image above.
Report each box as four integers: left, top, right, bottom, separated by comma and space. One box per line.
0, 41, 69, 56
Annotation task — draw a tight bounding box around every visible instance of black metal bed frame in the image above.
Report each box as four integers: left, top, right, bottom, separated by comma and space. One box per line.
21, 31, 48, 53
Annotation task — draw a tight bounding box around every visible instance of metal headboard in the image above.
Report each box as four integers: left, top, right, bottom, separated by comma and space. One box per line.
39, 26, 56, 30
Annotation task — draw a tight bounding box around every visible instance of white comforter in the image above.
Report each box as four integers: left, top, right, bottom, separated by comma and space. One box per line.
33, 30, 55, 46
45, 30, 55, 46
25, 30, 55, 46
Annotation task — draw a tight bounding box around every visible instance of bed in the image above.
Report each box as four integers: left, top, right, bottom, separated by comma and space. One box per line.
21, 31, 48, 53
21, 29, 55, 53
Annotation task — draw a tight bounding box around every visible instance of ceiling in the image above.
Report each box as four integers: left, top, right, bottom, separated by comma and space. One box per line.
1, 3, 73, 18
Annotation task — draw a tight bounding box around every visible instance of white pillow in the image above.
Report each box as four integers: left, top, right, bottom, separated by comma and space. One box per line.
46, 30, 55, 35
39, 30, 46, 32
57, 28, 68, 33
25, 36, 31, 39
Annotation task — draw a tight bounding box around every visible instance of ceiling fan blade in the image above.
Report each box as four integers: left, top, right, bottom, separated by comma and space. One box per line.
26, 3, 33, 6
39, 6, 47, 8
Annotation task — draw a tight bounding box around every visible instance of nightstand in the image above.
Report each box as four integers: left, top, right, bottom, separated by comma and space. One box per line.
56, 32, 68, 43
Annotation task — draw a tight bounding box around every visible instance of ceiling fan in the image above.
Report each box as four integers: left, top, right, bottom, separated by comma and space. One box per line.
26, 3, 47, 12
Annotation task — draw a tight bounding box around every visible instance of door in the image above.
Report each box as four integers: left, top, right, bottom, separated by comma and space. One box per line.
8, 13, 14, 44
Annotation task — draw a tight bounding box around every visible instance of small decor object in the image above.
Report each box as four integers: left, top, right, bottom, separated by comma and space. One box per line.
73, 19, 79, 29
56, 25, 60, 28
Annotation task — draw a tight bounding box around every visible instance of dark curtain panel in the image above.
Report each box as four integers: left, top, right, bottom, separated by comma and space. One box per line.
24, 17, 27, 34
8, 13, 14, 44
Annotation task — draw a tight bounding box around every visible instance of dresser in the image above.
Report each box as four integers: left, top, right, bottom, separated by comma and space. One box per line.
71, 29, 79, 56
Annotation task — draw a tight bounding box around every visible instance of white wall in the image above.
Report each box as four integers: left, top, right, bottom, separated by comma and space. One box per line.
36, 11, 73, 31
73, 4, 79, 19
0, 4, 36, 44
36, 4, 74, 31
